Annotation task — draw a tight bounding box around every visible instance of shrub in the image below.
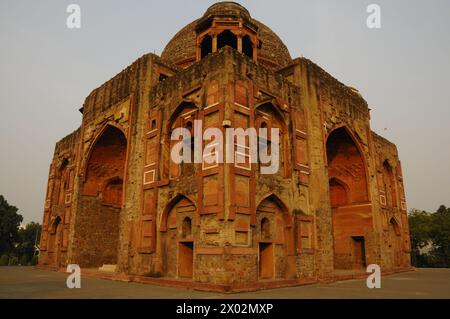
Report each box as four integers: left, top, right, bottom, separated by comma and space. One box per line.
0, 254, 9, 266
8, 256, 19, 266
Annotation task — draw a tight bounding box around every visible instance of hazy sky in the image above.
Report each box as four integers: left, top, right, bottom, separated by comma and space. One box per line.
1, 0, 449, 223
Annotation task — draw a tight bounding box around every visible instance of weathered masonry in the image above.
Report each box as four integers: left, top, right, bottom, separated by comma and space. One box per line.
39, 2, 411, 291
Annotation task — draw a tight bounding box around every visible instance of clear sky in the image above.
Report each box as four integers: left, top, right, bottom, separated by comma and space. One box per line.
1, 0, 449, 223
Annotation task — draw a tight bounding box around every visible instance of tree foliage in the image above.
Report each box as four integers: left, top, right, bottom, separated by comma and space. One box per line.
409, 205, 450, 267
0, 195, 23, 254
0, 195, 41, 266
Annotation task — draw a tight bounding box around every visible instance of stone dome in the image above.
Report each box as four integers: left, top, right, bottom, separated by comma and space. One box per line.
161, 2, 292, 71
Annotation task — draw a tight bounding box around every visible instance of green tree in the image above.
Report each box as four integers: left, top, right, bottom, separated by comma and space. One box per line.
409, 209, 433, 266
429, 205, 450, 267
409, 205, 450, 268
17, 222, 41, 262
0, 254, 9, 266
0, 195, 23, 255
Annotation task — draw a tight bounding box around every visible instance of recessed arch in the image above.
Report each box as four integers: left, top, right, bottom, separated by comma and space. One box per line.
383, 159, 398, 208
242, 34, 253, 58
327, 125, 372, 270
255, 101, 287, 126
217, 30, 237, 50
261, 217, 271, 239
74, 123, 127, 267
255, 193, 294, 279
102, 177, 124, 207
160, 194, 196, 278
160, 193, 197, 232
329, 177, 349, 208
182, 217, 192, 238
255, 103, 288, 177
200, 34, 212, 58
388, 217, 402, 267
56, 158, 70, 205
326, 126, 368, 203
82, 123, 127, 182
256, 193, 290, 222
165, 101, 198, 178
389, 217, 401, 236
49, 215, 62, 234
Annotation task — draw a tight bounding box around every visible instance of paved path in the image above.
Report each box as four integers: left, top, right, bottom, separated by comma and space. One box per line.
0, 267, 449, 298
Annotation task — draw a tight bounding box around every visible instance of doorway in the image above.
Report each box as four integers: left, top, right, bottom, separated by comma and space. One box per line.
352, 236, 366, 268
259, 242, 274, 279
178, 241, 194, 278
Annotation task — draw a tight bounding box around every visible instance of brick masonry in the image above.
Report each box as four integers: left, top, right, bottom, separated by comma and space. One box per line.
38, 2, 412, 291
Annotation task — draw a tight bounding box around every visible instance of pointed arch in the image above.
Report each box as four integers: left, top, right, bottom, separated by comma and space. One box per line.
82, 124, 127, 196
389, 217, 401, 236
255, 193, 295, 279
327, 125, 372, 270
160, 193, 197, 232
165, 101, 198, 179
217, 30, 237, 50
329, 177, 349, 207
256, 193, 291, 225
383, 159, 398, 208
73, 123, 127, 267
49, 215, 62, 234
255, 101, 287, 127
242, 34, 253, 59
326, 125, 369, 203
254, 102, 289, 177
200, 34, 212, 58
82, 123, 127, 182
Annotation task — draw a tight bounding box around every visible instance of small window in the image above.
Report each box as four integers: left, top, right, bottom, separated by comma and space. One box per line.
201, 35, 212, 58
261, 217, 271, 239
182, 217, 192, 238
242, 35, 253, 58
151, 119, 157, 130
217, 30, 237, 50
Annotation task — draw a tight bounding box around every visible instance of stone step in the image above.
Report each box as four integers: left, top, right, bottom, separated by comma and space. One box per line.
98, 264, 117, 272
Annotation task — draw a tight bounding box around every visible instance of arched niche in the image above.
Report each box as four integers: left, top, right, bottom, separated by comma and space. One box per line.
326, 126, 371, 270
200, 35, 212, 58
217, 30, 237, 50
255, 102, 288, 177
75, 124, 127, 267
160, 194, 196, 279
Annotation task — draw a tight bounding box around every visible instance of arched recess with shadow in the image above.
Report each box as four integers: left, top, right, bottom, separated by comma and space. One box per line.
75, 124, 127, 268
255, 102, 289, 177
164, 102, 197, 179
55, 159, 70, 206
160, 194, 196, 279
217, 30, 237, 50
254, 194, 295, 280
388, 217, 402, 268
242, 35, 253, 58
326, 126, 371, 269
382, 160, 398, 208
47, 216, 63, 267
200, 35, 212, 58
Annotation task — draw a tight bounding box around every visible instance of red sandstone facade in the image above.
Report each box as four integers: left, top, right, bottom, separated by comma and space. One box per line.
38, 2, 411, 291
